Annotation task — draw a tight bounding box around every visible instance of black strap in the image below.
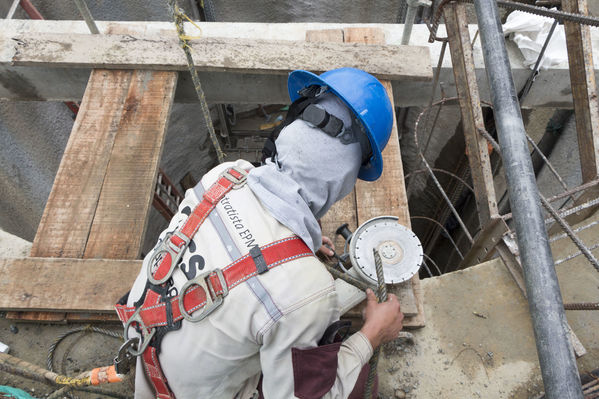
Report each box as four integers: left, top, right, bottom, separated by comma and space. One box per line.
301, 104, 345, 138
261, 85, 373, 165
261, 96, 318, 164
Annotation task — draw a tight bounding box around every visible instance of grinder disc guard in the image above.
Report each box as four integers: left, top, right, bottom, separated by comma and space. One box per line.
349, 216, 423, 285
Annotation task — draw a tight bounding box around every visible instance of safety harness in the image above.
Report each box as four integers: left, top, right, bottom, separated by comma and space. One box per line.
115, 166, 313, 398
262, 86, 372, 165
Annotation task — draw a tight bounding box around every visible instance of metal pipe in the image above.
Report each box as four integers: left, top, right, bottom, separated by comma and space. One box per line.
474, 1, 583, 398
401, 1, 418, 45
73, 0, 100, 34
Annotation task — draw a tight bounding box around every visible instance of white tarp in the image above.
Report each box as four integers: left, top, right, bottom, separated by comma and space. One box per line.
503, 9, 568, 70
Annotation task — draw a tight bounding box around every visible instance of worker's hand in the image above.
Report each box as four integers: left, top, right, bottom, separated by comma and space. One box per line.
316, 236, 335, 257
360, 289, 404, 349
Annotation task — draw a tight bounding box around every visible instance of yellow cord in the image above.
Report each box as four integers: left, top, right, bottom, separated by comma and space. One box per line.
55, 374, 92, 387
174, 5, 202, 41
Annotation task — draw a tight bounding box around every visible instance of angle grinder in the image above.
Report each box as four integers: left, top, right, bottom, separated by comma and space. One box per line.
335, 216, 423, 285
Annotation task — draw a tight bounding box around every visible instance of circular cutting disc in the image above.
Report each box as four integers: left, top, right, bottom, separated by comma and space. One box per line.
349, 216, 423, 285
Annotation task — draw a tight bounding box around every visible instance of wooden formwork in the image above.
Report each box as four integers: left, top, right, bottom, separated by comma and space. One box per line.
1, 26, 430, 326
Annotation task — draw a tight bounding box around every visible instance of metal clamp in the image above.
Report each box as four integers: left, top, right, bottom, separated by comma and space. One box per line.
123, 308, 156, 357
221, 166, 247, 188
114, 337, 139, 374
178, 269, 229, 323
147, 231, 190, 285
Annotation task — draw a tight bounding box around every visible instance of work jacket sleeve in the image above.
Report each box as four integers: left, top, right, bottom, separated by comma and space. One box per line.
259, 293, 373, 399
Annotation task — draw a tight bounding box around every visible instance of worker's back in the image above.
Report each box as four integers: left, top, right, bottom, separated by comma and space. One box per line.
127, 160, 341, 398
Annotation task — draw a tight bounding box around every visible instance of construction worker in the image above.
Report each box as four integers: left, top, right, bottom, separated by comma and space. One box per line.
116, 67, 404, 398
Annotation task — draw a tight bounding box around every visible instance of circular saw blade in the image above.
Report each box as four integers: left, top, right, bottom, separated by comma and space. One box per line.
349, 216, 423, 285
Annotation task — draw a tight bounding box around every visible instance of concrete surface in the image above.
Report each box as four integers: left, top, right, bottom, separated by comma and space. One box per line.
377, 211, 599, 399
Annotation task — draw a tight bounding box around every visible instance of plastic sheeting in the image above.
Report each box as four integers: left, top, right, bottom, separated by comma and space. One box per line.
503, 10, 568, 70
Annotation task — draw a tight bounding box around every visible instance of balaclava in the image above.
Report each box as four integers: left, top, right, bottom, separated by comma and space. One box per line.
247, 93, 363, 252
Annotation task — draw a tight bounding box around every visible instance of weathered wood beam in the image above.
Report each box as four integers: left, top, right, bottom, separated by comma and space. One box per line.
31, 70, 135, 258
345, 27, 424, 328
12, 68, 177, 322
444, 3, 498, 224
0, 20, 594, 107
562, 0, 599, 182
5, 33, 431, 81
0, 258, 140, 312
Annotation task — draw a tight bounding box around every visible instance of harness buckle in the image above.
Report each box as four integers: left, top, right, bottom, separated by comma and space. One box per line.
123, 308, 156, 357
178, 268, 229, 323
147, 231, 190, 285
114, 337, 139, 374
221, 166, 247, 189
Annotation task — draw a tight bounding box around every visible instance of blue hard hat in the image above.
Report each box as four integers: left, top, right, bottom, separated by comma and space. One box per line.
287, 67, 393, 181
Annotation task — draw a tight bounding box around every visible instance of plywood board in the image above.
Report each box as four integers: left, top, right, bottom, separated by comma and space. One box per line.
8, 34, 432, 81
0, 258, 140, 312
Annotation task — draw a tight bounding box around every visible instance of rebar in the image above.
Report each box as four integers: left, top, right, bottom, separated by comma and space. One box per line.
363, 249, 387, 399
540, 196, 599, 274
550, 220, 599, 243
405, 168, 474, 193
423, 254, 443, 275
555, 242, 599, 266
411, 216, 465, 260
422, 156, 474, 243
526, 134, 569, 192
564, 303, 599, 311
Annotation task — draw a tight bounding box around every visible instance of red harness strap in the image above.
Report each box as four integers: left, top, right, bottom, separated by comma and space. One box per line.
116, 167, 314, 399
148, 166, 247, 285
116, 236, 312, 327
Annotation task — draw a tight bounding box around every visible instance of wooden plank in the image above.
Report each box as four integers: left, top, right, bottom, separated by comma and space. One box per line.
21, 69, 176, 321
30, 69, 133, 258
83, 70, 177, 259
0, 258, 140, 312
344, 27, 424, 327
562, 0, 599, 182
8, 34, 432, 81
305, 29, 358, 250
305, 29, 345, 43
444, 3, 498, 224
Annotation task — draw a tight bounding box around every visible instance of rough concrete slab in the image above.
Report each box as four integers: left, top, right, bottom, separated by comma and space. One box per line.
0, 229, 31, 258
378, 252, 599, 399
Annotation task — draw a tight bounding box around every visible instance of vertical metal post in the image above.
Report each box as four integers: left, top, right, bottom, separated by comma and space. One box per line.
473, 1, 583, 398
401, 0, 418, 44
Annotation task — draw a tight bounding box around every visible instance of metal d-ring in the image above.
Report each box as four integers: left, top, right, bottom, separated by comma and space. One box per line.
147, 231, 190, 285
178, 269, 228, 323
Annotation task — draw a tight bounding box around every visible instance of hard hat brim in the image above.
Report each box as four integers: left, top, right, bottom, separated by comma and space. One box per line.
287, 70, 383, 181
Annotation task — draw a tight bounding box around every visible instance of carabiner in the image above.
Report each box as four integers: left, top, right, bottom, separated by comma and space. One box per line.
123, 308, 156, 357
